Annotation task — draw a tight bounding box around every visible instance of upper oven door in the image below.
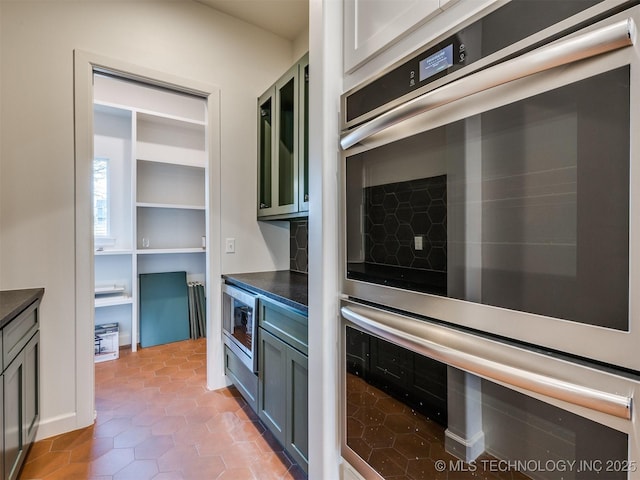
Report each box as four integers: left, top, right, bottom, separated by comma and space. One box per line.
341, 6, 640, 371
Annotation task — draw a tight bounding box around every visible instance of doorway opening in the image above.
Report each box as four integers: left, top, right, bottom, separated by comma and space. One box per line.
74, 51, 223, 430
92, 73, 208, 354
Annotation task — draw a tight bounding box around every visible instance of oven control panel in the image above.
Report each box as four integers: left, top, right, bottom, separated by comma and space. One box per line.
342, 0, 605, 128
344, 32, 471, 125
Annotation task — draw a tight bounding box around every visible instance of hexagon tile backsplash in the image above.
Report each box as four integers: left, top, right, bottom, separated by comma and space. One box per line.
364, 175, 447, 273
290, 219, 309, 273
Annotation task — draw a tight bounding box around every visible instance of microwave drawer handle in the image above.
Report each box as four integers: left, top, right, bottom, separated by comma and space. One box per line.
340, 18, 635, 150
341, 305, 632, 420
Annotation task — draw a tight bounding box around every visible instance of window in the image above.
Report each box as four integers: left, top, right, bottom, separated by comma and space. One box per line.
93, 158, 109, 238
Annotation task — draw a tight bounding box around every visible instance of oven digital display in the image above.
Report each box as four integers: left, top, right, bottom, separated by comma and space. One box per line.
419, 44, 454, 82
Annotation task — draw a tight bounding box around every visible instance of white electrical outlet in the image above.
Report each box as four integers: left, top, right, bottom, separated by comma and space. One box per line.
414, 236, 423, 251
225, 238, 236, 254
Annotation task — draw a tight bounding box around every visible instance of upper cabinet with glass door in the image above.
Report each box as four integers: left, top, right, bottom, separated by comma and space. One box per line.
298, 57, 309, 213
258, 53, 309, 220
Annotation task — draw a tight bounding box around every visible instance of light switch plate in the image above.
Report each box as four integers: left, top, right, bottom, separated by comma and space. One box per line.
225, 238, 235, 254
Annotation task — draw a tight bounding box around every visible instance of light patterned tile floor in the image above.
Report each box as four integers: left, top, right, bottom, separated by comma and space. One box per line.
20, 338, 306, 480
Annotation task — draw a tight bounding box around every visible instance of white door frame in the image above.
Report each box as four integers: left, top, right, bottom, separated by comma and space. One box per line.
73, 50, 223, 429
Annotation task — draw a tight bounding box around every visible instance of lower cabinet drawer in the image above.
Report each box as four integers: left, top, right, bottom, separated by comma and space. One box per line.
3, 300, 39, 371
224, 345, 258, 412
259, 299, 308, 356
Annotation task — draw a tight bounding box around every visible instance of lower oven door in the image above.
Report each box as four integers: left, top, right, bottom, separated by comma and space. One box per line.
342, 5, 640, 371
341, 299, 640, 480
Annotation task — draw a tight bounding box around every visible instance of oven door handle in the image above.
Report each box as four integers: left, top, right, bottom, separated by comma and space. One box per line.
340, 18, 635, 150
341, 305, 632, 420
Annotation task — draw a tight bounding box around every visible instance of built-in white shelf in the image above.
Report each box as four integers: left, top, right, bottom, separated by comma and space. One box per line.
95, 285, 126, 295
95, 284, 131, 308
93, 101, 205, 128
95, 249, 134, 256
94, 102, 132, 118
136, 248, 205, 255
137, 207, 205, 250
137, 110, 205, 128
137, 111, 206, 168
137, 160, 205, 206
136, 202, 205, 210
95, 296, 133, 308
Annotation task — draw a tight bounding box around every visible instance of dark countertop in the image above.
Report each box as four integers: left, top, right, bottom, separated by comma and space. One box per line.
0, 288, 44, 329
223, 270, 308, 315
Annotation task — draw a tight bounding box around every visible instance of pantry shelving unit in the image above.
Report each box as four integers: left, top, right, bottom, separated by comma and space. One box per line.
93, 75, 208, 353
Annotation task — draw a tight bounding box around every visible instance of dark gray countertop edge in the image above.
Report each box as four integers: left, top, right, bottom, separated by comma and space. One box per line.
222, 271, 308, 315
0, 288, 45, 329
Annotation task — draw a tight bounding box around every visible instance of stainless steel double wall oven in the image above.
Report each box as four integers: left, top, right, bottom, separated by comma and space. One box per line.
340, 1, 640, 478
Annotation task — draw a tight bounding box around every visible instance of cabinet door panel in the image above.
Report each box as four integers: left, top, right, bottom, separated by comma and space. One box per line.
286, 346, 308, 472
0, 374, 3, 478
258, 90, 274, 212
276, 74, 297, 209
258, 328, 287, 445
298, 55, 310, 212
24, 332, 40, 445
344, 0, 440, 72
4, 352, 24, 480
258, 64, 300, 218
3, 301, 37, 369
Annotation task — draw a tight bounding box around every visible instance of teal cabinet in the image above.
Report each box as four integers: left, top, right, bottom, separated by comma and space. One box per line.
258, 298, 308, 473
286, 344, 308, 468
258, 328, 287, 445
298, 57, 310, 213
3, 350, 22, 480
257, 53, 309, 220
1, 296, 40, 480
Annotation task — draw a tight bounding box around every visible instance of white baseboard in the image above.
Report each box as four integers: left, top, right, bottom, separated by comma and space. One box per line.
34, 412, 93, 442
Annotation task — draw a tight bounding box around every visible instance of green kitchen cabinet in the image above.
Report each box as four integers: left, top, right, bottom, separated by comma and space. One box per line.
285, 343, 308, 468
298, 57, 309, 213
258, 328, 287, 445
258, 298, 308, 473
0, 291, 42, 480
257, 53, 309, 220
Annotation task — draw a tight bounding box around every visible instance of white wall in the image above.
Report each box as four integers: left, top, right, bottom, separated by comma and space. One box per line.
0, 0, 303, 439
294, 25, 311, 62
